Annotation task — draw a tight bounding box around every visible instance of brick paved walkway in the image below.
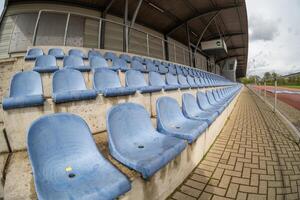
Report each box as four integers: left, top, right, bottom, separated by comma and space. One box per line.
169, 87, 300, 200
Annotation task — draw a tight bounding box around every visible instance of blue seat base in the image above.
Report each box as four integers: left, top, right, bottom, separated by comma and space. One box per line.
33, 66, 59, 73
53, 90, 97, 103
3, 95, 44, 110
65, 65, 91, 72
98, 87, 136, 97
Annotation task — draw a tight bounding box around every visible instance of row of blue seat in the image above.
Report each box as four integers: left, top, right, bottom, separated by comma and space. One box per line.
27, 85, 241, 199
2, 69, 238, 110
25, 47, 233, 86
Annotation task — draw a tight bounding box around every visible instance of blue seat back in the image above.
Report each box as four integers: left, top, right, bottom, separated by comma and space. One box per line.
153, 60, 161, 66
149, 72, 165, 87
88, 50, 102, 58
182, 93, 201, 117
178, 74, 188, 85
93, 68, 121, 90
131, 60, 146, 71
120, 54, 131, 63
28, 113, 103, 182
187, 76, 196, 86
53, 69, 87, 93
166, 73, 179, 85
63, 55, 84, 68
69, 49, 85, 58
158, 64, 168, 74
196, 91, 211, 109
176, 66, 182, 74
113, 58, 129, 70
168, 64, 176, 74
104, 52, 117, 61
48, 48, 64, 58
35, 55, 56, 67
157, 97, 186, 126
146, 62, 157, 72
90, 56, 108, 69
132, 56, 143, 63
26, 48, 43, 58
107, 103, 156, 149
9, 71, 43, 97
126, 70, 147, 87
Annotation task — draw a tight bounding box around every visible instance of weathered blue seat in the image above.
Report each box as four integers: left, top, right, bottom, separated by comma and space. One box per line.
206, 91, 227, 109
2, 71, 44, 110
107, 103, 186, 179
68, 49, 87, 59
63, 55, 91, 72
166, 73, 180, 88
88, 50, 102, 59
156, 97, 208, 143
158, 64, 168, 74
131, 60, 148, 73
146, 61, 158, 72
187, 76, 198, 88
178, 74, 190, 89
149, 72, 177, 91
120, 54, 131, 63
182, 67, 189, 76
33, 55, 59, 73
48, 48, 65, 59
176, 66, 183, 74
93, 68, 136, 97
168, 64, 177, 75
52, 69, 97, 103
132, 56, 143, 63
25, 48, 44, 60
153, 60, 161, 66
126, 70, 162, 93
194, 77, 203, 88
112, 58, 130, 71
196, 91, 223, 114
182, 93, 218, 125
28, 113, 131, 200
104, 52, 117, 62
90, 56, 108, 70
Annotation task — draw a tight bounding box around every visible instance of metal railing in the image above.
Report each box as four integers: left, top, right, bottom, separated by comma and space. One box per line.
29, 9, 203, 66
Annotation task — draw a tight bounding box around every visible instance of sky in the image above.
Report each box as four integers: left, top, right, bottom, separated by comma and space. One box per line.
246, 0, 300, 77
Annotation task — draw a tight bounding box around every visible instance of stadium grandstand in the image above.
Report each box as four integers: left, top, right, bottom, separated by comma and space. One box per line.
0, 0, 299, 200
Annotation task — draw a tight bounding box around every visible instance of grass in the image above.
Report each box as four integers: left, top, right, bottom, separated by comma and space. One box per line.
279, 85, 300, 89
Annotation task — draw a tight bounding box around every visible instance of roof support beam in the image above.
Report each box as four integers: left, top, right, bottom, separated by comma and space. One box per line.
193, 11, 220, 54
216, 54, 245, 63
185, 23, 192, 66
166, 4, 242, 36
206, 32, 245, 41
103, 0, 115, 14
100, 0, 115, 49
123, 0, 129, 52
130, 0, 143, 28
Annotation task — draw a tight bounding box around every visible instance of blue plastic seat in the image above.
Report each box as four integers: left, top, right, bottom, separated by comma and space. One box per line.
104, 52, 117, 62
90, 56, 108, 70
166, 73, 180, 88
168, 64, 177, 75
178, 74, 190, 89
149, 72, 177, 91
194, 77, 203, 88
132, 56, 144, 63
28, 113, 131, 200
52, 69, 97, 103
93, 68, 136, 97
153, 60, 161, 66
206, 91, 227, 108
176, 66, 183, 74
158, 64, 168, 74
146, 61, 158, 72
2, 71, 44, 110
156, 97, 207, 143
182, 68, 189, 76
69, 49, 87, 59
88, 50, 102, 59
33, 55, 59, 73
63, 55, 91, 72
131, 60, 148, 73
187, 76, 198, 88
112, 58, 130, 71
25, 48, 44, 60
182, 93, 218, 125
126, 70, 162, 93
196, 91, 223, 114
120, 54, 131, 63
48, 48, 65, 59
107, 103, 186, 179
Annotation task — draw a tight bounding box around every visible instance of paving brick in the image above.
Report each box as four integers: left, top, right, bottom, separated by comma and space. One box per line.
198, 192, 212, 200
184, 180, 205, 191
226, 183, 239, 198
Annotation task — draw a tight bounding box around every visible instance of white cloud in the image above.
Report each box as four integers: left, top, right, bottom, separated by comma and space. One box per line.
246, 0, 300, 77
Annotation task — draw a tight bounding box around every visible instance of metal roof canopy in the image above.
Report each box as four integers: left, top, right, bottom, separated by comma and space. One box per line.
8, 0, 248, 77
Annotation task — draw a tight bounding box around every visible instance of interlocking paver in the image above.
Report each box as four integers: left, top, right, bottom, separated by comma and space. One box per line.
169, 88, 300, 199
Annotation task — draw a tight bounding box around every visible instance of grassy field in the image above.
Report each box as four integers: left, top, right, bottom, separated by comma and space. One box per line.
281, 85, 300, 89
